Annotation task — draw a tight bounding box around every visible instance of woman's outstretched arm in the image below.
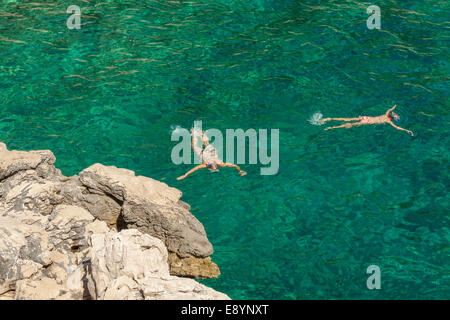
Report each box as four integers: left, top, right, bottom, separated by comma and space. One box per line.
221, 163, 247, 176
177, 164, 207, 180
385, 104, 397, 116
388, 121, 413, 136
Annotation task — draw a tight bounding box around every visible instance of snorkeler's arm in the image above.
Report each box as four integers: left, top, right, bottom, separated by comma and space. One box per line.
221, 163, 247, 176
177, 164, 207, 180
385, 104, 397, 116
388, 121, 413, 136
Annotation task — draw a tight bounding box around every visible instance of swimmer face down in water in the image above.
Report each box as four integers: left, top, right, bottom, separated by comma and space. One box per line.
176, 129, 247, 180
320, 105, 414, 136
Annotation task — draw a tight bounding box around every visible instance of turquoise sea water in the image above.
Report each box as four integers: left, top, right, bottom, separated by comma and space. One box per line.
0, 1, 449, 299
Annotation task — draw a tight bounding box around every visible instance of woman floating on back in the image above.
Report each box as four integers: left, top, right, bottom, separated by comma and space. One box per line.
177, 128, 247, 180
321, 105, 414, 136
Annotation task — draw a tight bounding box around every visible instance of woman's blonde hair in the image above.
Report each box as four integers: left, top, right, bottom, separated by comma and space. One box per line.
208, 163, 220, 171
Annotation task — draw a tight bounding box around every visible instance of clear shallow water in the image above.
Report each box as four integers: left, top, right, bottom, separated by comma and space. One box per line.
1, 1, 449, 299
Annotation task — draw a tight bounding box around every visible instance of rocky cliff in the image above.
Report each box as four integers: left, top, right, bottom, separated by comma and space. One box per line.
0, 142, 228, 300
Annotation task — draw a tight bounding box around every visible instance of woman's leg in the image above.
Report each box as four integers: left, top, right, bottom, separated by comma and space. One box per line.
324, 123, 361, 130
322, 117, 361, 123
191, 129, 204, 157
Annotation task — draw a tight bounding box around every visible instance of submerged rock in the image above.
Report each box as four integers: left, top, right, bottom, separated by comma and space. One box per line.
0, 143, 227, 300
168, 253, 221, 279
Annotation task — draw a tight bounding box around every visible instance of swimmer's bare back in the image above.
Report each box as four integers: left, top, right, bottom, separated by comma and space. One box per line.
321, 105, 414, 136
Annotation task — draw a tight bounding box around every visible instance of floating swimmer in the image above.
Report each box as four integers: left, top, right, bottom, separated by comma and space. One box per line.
177, 128, 247, 180
321, 105, 414, 136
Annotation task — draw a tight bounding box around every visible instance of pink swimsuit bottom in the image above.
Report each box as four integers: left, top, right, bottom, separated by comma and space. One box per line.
360, 116, 370, 124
